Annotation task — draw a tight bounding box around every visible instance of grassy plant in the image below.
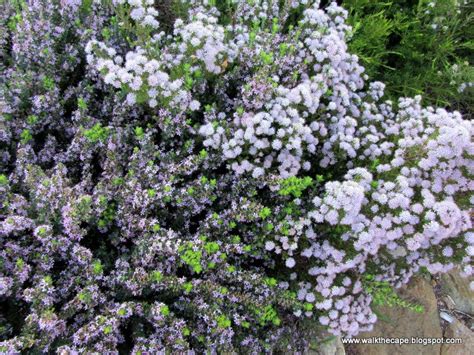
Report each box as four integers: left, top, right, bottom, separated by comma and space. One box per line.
345, 0, 474, 114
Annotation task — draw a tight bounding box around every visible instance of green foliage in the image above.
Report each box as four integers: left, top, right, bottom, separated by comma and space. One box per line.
78, 290, 91, 303
112, 177, 123, 186
256, 305, 281, 326
27, 115, 38, 125
20, 129, 32, 144
92, 260, 103, 275
103, 325, 112, 334
147, 189, 156, 198
161, 305, 170, 316
0, 174, 8, 185
216, 314, 231, 328
36, 227, 46, 237
134, 126, 144, 140
364, 275, 425, 313
204, 241, 219, 254
80, 0, 93, 16
199, 149, 208, 159
15, 258, 24, 270
278, 176, 313, 198
77, 97, 88, 111
259, 207, 272, 219
42, 76, 55, 91
345, 0, 474, 110
117, 308, 127, 316
75, 195, 92, 220
259, 50, 274, 65
98, 200, 116, 228
179, 243, 203, 273
150, 270, 163, 282
264, 277, 278, 287
182, 282, 193, 293
83, 123, 109, 143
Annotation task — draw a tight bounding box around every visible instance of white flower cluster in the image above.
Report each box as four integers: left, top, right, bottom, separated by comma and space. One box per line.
172, 14, 236, 75
310, 180, 366, 226
200, 92, 323, 178
87, 10, 235, 111
86, 41, 192, 110
300, 97, 473, 290
199, 3, 371, 176
269, 85, 473, 335
113, 0, 159, 29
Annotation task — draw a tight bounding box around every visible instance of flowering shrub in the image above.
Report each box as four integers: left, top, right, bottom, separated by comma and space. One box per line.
0, 0, 473, 353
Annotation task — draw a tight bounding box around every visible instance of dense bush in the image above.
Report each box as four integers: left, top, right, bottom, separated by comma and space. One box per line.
344, 0, 473, 110
0, 0, 472, 353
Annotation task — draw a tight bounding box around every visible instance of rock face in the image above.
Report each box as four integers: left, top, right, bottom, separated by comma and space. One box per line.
346, 276, 442, 355
439, 269, 474, 315
310, 336, 346, 355
440, 320, 474, 355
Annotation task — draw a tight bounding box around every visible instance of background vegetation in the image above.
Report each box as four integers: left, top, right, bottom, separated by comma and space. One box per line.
343, 0, 473, 114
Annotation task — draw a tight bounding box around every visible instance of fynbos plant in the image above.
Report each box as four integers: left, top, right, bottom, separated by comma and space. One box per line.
0, 0, 472, 353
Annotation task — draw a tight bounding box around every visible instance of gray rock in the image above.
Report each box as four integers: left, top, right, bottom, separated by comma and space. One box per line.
441, 319, 474, 355
439, 269, 474, 315
309, 336, 345, 355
